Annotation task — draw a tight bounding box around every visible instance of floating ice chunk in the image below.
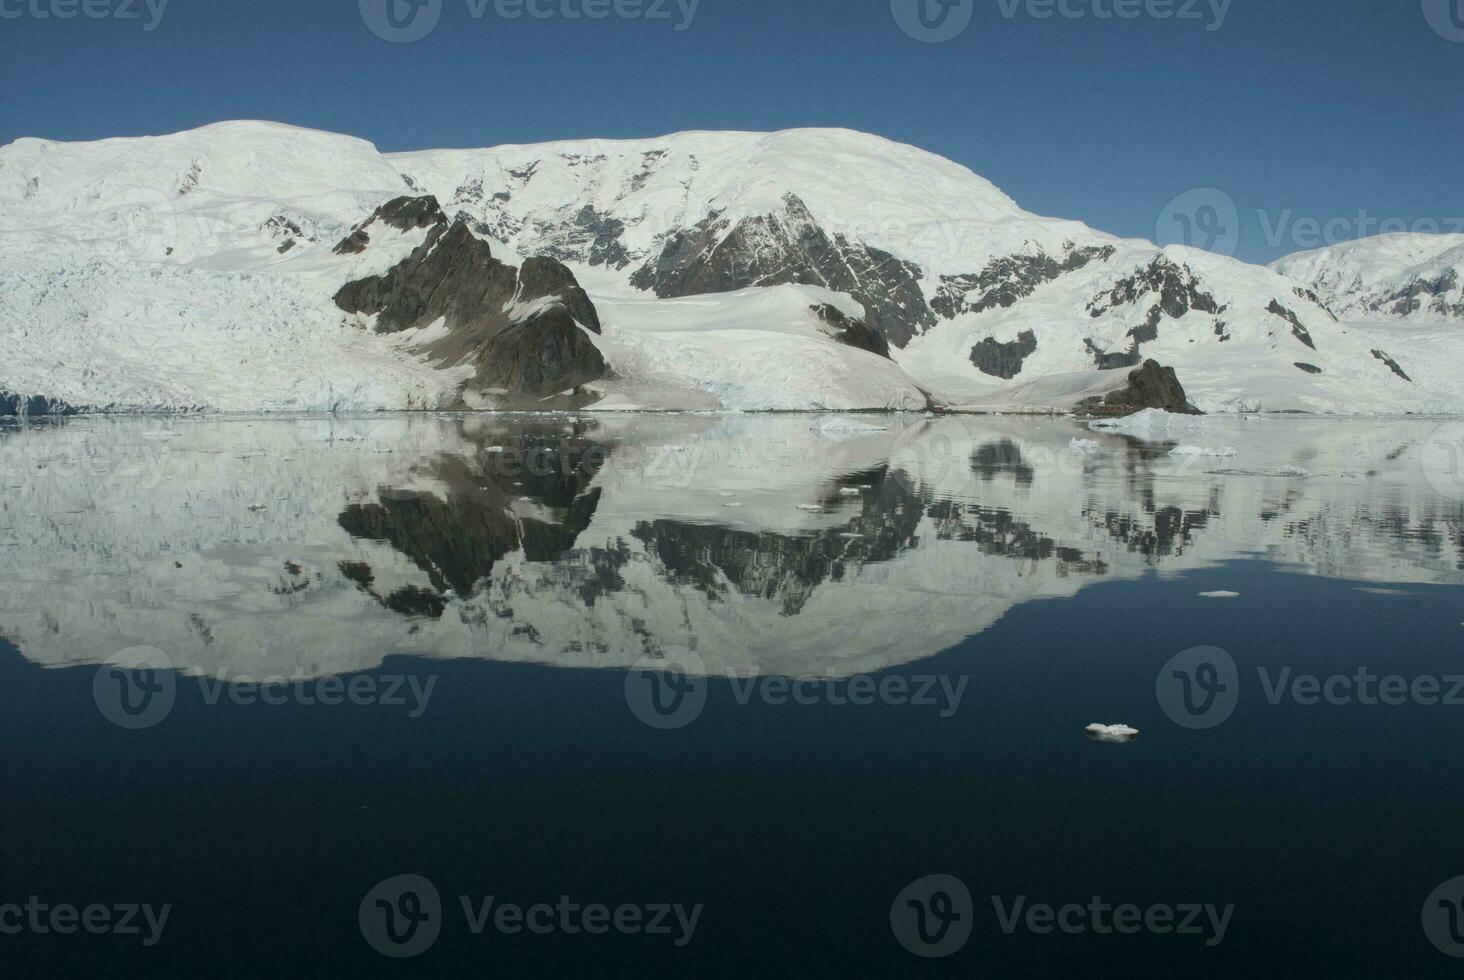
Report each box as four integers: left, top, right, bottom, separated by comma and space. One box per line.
1277, 465, 1311, 477
1090, 409, 1213, 441
723, 502, 743, 508
1199, 591, 1240, 599
1069, 438, 1100, 454
839, 487, 864, 496
797, 504, 824, 512
817, 417, 889, 441
1170, 445, 1238, 458
1086, 723, 1139, 743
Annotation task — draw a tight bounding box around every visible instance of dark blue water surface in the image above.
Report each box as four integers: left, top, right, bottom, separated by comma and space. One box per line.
1, 415, 1462, 977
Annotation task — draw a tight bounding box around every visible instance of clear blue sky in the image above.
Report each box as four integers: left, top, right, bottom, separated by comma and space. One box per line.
2, 0, 1460, 263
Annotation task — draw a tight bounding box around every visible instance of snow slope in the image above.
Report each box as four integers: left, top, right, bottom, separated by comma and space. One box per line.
1273, 233, 1464, 323
1, 121, 1458, 413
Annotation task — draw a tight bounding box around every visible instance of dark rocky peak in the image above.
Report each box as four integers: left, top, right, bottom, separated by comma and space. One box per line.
519, 256, 603, 333
629, 192, 934, 349
934, 243, 1116, 319
811, 303, 891, 359
331, 195, 448, 255
1079, 360, 1201, 417
1266, 300, 1317, 351
333, 214, 606, 401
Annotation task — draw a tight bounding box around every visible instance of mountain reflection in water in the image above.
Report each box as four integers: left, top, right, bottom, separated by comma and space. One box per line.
0, 413, 1461, 679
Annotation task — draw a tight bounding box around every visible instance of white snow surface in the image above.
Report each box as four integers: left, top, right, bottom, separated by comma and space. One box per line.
2, 121, 1460, 413
1273, 233, 1464, 323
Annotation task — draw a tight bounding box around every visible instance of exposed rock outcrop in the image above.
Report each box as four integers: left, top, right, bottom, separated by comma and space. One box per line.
970, 330, 1038, 380
1084, 258, 1223, 368
811, 303, 891, 358
1371, 269, 1464, 320
935, 244, 1115, 318
332, 194, 449, 255
1267, 300, 1317, 351
630, 193, 931, 348
0, 392, 77, 417
1079, 360, 1201, 417
1370, 350, 1412, 382
333, 196, 607, 401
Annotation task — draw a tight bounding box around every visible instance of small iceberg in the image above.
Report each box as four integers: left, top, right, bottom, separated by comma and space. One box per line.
1089, 408, 1211, 440
817, 417, 889, 441
1069, 438, 1100, 454
839, 487, 864, 496
1086, 723, 1139, 743
1170, 445, 1238, 458
1199, 591, 1240, 599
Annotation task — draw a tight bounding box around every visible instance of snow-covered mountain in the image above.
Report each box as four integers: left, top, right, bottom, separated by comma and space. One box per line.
0, 121, 1453, 414
1272, 233, 1464, 324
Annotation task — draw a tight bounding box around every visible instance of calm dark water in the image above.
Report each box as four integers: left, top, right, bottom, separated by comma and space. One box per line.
1, 414, 1463, 976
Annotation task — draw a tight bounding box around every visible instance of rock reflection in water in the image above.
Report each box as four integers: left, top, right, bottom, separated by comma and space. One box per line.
0, 413, 1461, 680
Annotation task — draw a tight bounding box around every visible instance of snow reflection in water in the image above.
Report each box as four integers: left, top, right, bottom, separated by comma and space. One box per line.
0, 413, 1461, 679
